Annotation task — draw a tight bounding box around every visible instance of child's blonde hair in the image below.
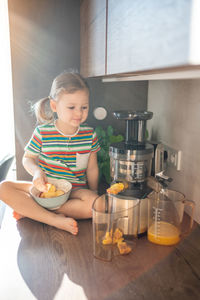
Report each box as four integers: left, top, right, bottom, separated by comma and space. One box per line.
34, 71, 89, 124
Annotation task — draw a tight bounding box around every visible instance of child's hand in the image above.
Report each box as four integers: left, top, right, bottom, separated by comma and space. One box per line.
33, 170, 48, 192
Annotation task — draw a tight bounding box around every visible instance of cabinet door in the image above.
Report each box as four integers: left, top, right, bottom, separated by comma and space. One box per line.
80, 0, 107, 77
107, 0, 194, 75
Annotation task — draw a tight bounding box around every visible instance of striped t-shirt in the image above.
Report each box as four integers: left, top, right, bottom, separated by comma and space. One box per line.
25, 123, 100, 188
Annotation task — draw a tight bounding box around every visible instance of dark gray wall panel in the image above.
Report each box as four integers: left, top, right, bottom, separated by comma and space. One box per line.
8, 0, 80, 179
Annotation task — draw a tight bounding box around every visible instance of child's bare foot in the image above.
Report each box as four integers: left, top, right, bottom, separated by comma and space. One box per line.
13, 211, 25, 220
54, 213, 78, 235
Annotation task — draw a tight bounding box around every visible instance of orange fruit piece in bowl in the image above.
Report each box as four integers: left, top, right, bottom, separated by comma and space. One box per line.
55, 190, 65, 196
46, 183, 56, 192
39, 183, 64, 198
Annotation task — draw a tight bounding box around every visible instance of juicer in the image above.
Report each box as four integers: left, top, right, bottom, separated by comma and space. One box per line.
109, 111, 154, 235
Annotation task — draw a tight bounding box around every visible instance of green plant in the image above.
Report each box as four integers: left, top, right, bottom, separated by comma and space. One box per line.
95, 125, 124, 184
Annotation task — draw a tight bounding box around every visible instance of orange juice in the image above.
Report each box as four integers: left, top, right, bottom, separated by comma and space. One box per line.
148, 221, 180, 246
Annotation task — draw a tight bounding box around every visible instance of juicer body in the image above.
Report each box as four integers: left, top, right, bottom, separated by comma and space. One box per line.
109, 110, 162, 235
110, 143, 154, 190
109, 142, 154, 235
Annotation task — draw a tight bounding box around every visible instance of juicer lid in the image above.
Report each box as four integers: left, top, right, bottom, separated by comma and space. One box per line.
110, 142, 154, 157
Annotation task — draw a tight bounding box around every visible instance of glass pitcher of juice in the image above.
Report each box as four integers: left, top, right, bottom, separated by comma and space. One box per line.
147, 189, 194, 246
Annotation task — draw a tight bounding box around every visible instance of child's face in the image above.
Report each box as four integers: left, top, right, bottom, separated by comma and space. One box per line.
51, 90, 89, 128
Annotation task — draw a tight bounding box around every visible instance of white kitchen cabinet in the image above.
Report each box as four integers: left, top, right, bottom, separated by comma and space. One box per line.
80, 0, 106, 77
80, 0, 200, 79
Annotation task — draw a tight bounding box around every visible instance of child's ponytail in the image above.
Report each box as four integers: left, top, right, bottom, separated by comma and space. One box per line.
34, 97, 54, 124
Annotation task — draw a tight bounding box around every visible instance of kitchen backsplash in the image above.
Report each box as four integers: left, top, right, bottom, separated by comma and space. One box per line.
147, 79, 200, 224
87, 78, 148, 134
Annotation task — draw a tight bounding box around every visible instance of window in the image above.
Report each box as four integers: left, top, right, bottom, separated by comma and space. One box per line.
0, 0, 15, 159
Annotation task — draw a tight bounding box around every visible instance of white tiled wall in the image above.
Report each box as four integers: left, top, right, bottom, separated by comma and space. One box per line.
147, 79, 200, 224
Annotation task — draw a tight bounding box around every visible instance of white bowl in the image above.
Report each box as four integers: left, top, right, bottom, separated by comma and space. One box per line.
30, 178, 72, 210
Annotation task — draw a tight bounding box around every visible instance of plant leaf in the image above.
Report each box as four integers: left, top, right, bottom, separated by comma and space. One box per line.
107, 125, 114, 136
95, 126, 103, 137
101, 129, 106, 138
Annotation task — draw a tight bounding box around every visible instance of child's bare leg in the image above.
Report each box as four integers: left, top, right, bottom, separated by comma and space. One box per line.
0, 181, 78, 235
55, 189, 98, 219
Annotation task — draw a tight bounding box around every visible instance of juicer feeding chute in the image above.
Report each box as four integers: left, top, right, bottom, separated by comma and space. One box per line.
113, 110, 153, 145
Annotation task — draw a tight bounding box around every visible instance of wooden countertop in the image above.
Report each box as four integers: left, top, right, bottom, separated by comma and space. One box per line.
1, 207, 200, 300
